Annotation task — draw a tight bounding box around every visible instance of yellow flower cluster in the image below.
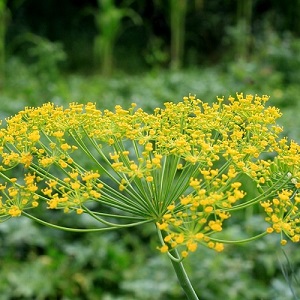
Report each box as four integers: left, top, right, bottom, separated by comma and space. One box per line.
157, 166, 244, 256
261, 189, 300, 244
259, 138, 300, 245
0, 93, 299, 258
42, 170, 101, 214
0, 174, 39, 221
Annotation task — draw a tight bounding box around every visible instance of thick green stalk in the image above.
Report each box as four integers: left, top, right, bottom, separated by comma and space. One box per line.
170, 0, 187, 70
169, 248, 199, 300
158, 227, 199, 299
236, 0, 253, 60
0, 0, 7, 87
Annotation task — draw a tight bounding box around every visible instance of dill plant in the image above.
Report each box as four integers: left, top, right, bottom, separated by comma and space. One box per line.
0, 93, 299, 299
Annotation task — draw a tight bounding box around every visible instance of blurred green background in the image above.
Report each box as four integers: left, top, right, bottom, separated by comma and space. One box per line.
0, 0, 300, 299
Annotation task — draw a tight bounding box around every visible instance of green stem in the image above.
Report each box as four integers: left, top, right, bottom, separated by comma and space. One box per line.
209, 231, 268, 244
22, 211, 117, 232
169, 248, 199, 300
157, 227, 198, 299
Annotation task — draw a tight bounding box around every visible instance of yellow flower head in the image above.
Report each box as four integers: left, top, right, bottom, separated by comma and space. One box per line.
0, 93, 299, 258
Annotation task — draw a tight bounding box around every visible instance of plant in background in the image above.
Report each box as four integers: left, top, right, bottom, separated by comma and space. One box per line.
0, 93, 299, 299
169, 0, 187, 70
225, 0, 253, 61
0, 0, 8, 88
93, 0, 141, 76
21, 33, 67, 84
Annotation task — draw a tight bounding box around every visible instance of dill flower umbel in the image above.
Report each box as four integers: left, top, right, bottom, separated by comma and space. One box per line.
0, 93, 299, 259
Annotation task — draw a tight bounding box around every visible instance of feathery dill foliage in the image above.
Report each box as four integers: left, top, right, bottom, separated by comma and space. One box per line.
0, 94, 299, 259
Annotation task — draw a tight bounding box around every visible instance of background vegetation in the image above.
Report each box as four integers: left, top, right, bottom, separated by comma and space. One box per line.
0, 0, 300, 299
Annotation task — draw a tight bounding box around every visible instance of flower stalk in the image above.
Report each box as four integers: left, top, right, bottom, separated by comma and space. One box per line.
169, 248, 199, 300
